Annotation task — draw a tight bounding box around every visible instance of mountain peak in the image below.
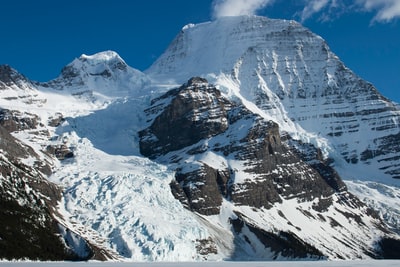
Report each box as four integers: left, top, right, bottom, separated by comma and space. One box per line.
64, 50, 128, 79
146, 16, 320, 83
45, 50, 149, 96
0, 64, 27, 84
78, 50, 126, 66
145, 15, 400, 186
0, 64, 35, 91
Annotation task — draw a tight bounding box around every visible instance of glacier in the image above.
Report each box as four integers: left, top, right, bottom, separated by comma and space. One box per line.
1, 260, 400, 267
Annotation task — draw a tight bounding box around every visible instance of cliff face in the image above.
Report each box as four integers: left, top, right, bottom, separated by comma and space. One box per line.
140, 77, 344, 214
0, 119, 78, 260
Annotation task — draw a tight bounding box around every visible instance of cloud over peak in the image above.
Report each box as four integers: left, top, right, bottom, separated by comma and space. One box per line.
212, 0, 273, 19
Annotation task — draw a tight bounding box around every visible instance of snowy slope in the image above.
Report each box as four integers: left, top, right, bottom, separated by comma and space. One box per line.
346, 180, 400, 234
1, 260, 400, 267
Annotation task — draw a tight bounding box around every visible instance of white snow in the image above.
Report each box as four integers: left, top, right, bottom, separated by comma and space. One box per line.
80, 50, 123, 62
346, 180, 400, 233
0, 260, 399, 267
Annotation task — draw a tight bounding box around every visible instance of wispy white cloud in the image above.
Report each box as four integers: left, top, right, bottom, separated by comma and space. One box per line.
210, 0, 400, 23
300, 0, 330, 22
357, 0, 400, 22
212, 0, 273, 19
299, 0, 400, 23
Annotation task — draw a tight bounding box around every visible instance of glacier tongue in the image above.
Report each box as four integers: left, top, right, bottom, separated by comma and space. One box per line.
49, 132, 229, 261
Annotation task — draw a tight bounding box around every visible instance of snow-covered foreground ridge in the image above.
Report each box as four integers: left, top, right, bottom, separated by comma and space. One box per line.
1, 261, 400, 267
0, 15, 400, 261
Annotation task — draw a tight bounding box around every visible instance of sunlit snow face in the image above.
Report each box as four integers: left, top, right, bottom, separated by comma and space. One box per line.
67, 51, 128, 78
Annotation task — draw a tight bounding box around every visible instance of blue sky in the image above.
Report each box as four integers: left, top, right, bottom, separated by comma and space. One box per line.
1, 0, 399, 102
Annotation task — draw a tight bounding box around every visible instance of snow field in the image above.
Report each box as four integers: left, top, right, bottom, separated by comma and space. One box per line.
1, 260, 400, 267
345, 180, 400, 233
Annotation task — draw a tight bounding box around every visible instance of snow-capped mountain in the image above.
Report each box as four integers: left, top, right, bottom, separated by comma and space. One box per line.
44, 51, 149, 97
1, 15, 400, 261
147, 16, 400, 186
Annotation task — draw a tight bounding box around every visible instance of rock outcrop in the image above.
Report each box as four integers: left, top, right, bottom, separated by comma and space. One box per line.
140, 78, 345, 214
0, 123, 80, 260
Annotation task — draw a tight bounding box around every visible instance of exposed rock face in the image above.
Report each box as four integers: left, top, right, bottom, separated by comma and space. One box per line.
140, 78, 341, 214
0, 65, 46, 105
0, 104, 100, 261
48, 112, 65, 127
0, 109, 41, 132
0, 125, 78, 260
172, 164, 224, 215
140, 77, 231, 159
0, 65, 31, 90
230, 212, 324, 259
361, 131, 400, 179
287, 138, 347, 193
46, 144, 74, 160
